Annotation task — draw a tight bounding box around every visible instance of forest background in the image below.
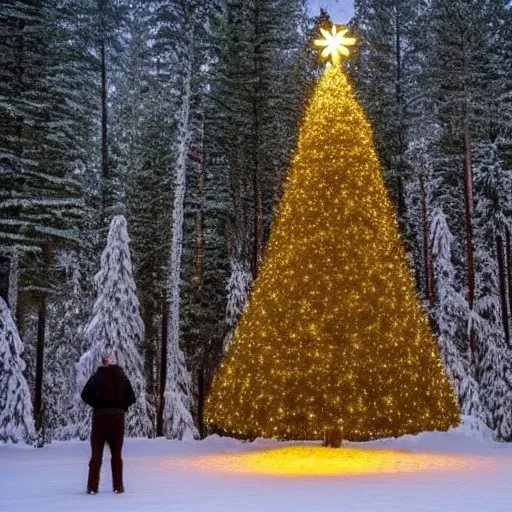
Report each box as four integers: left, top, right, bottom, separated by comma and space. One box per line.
1, 0, 511, 443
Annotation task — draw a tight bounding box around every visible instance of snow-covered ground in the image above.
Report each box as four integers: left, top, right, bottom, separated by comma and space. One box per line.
1, 425, 512, 512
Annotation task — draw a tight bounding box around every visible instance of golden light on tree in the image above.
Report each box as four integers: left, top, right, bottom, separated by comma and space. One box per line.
205, 53, 460, 442
314, 26, 356, 66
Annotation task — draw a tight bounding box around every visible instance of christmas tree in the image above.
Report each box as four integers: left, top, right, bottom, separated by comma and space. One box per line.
205, 27, 460, 442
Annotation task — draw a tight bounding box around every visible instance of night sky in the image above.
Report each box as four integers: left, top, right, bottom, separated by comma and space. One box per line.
307, 0, 354, 22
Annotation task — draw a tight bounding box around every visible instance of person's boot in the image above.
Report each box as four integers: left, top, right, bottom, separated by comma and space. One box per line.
87, 458, 102, 495
111, 456, 124, 493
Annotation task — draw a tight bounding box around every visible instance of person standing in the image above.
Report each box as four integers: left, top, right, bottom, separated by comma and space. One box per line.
81, 348, 136, 494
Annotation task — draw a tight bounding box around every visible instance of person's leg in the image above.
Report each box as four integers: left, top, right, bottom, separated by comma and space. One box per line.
87, 415, 107, 493
106, 413, 125, 492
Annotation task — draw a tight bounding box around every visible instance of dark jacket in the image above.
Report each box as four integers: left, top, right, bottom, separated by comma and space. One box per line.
81, 365, 136, 414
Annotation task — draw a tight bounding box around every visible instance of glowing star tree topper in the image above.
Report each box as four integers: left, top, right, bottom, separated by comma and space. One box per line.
314, 26, 356, 66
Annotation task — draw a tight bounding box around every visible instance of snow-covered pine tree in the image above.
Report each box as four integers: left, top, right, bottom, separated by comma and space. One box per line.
177, 1, 236, 430
472, 142, 512, 440
0, 296, 35, 443
0, 0, 102, 434
77, 215, 152, 437
212, 0, 308, 277
472, 229, 512, 441
42, 251, 95, 442
160, 0, 200, 441
477, 313, 512, 441
430, 206, 484, 421
223, 258, 253, 351
352, 0, 427, 212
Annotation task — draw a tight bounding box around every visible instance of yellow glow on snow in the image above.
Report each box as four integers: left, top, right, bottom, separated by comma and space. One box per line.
187, 446, 488, 478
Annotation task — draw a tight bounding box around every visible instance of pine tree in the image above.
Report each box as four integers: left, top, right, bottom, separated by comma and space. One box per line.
478, 324, 512, 441
352, 0, 427, 209
42, 252, 94, 441
223, 258, 253, 351
0, 296, 35, 443
76, 215, 152, 437
0, 0, 95, 253
429, 207, 483, 419
157, 0, 205, 440
180, 113, 232, 433
0, 0, 102, 434
206, 55, 460, 441
212, 0, 307, 276
119, 1, 178, 425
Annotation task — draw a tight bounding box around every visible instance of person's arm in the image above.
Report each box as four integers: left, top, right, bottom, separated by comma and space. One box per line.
124, 377, 136, 410
81, 374, 98, 408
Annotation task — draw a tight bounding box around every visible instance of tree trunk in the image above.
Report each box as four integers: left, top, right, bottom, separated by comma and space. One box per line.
394, 2, 406, 215
421, 176, 435, 303
0, 256, 9, 306
194, 116, 206, 291
34, 243, 52, 433
463, 118, 477, 368
461, 26, 477, 368
157, 300, 168, 437
34, 293, 47, 432
497, 234, 510, 347
506, 226, 512, 329
8, 248, 19, 316
251, 4, 263, 279
197, 368, 205, 439
142, 300, 156, 415
99, 0, 109, 211
323, 428, 343, 448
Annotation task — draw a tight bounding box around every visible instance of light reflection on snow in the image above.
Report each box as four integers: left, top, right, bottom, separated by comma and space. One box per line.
184, 446, 495, 478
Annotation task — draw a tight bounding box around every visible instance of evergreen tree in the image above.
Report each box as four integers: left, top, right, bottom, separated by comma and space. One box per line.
430, 207, 483, 419
77, 216, 152, 437
206, 57, 460, 441
0, 0, 96, 253
115, 1, 168, 415
42, 251, 93, 441
156, 0, 207, 440
212, 0, 307, 276
0, 296, 35, 443
352, 0, 427, 209
222, 258, 252, 351
0, 0, 104, 434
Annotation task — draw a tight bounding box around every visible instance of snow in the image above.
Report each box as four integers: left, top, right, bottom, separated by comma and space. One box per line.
1, 424, 512, 511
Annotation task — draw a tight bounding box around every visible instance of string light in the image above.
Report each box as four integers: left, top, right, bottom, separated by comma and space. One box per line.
205, 63, 460, 442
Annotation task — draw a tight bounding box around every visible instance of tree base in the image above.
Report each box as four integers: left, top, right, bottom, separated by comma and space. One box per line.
323, 428, 343, 448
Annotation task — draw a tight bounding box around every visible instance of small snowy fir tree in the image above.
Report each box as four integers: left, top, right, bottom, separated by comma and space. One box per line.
76, 216, 153, 437
0, 297, 35, 443
223, 258, 253, 351
44, 251, 93, 442
477, 314, 512, 441
472, 232, 512, 441
430, 207, 484, 421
